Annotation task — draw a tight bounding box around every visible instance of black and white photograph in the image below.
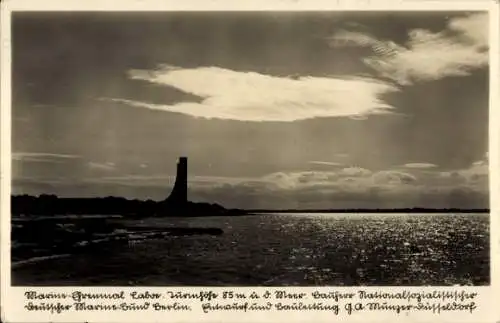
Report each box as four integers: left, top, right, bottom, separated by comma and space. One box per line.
9, 10, 491, 287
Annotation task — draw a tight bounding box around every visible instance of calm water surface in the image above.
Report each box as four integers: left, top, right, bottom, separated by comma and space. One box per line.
12, 213, 489, 286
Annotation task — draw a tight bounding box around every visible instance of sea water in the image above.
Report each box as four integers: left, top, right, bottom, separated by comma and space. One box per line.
11, 213, 489, 286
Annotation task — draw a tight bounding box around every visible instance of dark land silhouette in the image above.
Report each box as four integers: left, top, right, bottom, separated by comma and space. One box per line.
10, 195, 489, 217
11, 194, 245, 217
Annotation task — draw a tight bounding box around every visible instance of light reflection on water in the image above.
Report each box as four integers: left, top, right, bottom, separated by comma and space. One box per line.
12, 213, 489, 286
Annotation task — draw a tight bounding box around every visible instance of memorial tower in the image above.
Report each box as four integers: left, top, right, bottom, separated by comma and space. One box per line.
167, 157, 188, 204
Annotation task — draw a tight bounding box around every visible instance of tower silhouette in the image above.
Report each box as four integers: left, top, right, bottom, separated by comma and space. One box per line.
167, 157, 188, 205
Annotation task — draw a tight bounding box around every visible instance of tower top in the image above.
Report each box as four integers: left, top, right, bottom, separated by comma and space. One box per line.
178, 157, 187, 166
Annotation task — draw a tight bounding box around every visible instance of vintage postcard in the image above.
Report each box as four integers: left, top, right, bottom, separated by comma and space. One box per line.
1, 0, 498, 322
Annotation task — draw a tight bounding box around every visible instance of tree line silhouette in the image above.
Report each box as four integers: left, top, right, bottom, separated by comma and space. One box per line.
11, 194, 245, 217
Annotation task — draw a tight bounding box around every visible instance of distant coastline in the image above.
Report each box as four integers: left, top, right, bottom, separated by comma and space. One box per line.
247, 208, 490, 214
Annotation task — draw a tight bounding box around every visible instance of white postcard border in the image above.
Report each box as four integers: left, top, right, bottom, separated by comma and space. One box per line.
1, 1, 499, 322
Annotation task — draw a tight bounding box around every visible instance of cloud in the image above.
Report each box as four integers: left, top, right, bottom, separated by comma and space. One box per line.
372, 170, 417, 185
87, 174, 256, 188
340, 167, 372, 177
449, 13, 488, 47
88, 167, 415, 194
188, 167, 486, 209
457, 160, 488, 183
402, 162, 438, 169
16, 164, 488, 209
12, 152, 80, 163
308, 161, 343, 167
330, 13, 488, 85
88, 161, 116, 171
105, 65, 398, 122
438, 155, 488, 190
87, 174, 171, 186
255, 168, 413, 192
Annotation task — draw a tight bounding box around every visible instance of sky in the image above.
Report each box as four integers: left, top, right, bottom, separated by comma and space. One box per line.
11, 11, 490, 209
